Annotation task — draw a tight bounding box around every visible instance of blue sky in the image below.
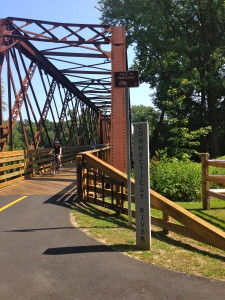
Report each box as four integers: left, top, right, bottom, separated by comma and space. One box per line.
1, 0, 152, 107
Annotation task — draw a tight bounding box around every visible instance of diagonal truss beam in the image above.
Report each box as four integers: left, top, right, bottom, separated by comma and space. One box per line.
1, 61, 37, 151
18, 40, 99, 112
31, 79, 57, 149
0, 17, 127, 154
6, 17, 111, 44
4, 17, 112, 113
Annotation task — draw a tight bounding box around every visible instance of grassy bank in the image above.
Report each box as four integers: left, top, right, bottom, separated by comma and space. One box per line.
71, 199, 225, 281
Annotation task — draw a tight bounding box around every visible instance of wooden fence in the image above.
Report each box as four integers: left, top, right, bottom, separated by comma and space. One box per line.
76, 149, 225, 251
76, 147, 128, 214
201, 153, 225, 210
0, 145, 90, 189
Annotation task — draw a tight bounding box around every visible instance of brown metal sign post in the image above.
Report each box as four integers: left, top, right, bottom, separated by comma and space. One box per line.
114, 70, 139, 226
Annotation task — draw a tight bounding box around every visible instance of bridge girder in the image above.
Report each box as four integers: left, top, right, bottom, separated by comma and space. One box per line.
0, 17, 128, 172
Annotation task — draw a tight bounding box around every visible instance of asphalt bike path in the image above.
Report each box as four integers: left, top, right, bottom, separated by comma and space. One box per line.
0, 171, 225, 299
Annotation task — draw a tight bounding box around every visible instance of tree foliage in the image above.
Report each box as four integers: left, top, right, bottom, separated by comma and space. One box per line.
98, 0, 225, 157
131, 105, 210, 159
131, 105, 159, 134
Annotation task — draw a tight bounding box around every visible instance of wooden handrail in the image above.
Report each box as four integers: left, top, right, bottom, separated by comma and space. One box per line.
77, 150, 225, 251
201, 153, 225, 210
0, 145, 90, 189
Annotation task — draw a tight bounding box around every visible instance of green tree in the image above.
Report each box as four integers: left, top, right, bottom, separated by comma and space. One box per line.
131, 105, 158, 134
98, 0, 225, 157
0, 84, 7, 112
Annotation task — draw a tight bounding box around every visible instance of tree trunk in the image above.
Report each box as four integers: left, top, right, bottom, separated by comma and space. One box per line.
207, 91, 220, 158
150, 110, 164, 157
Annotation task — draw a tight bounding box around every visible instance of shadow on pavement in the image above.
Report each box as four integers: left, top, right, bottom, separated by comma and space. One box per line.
44, 182, 77, 208
43, 244, 113, 255
28, 177, 75, 183
4, 226, 76, 232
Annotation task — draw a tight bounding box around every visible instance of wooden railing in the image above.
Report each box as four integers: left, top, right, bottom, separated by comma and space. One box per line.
201, 153, 225, 210
76, 147, 129, 214
76, 149, 225, 251
0, 145, 90, 189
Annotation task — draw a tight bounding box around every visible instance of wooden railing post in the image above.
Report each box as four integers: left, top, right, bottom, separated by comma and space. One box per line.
107, 147, 110, 164
201, 153, 210, 210
116, 184, 121, 215
162, 213, 173, 235
0, 156, 6, 184
76, 154, 83, 201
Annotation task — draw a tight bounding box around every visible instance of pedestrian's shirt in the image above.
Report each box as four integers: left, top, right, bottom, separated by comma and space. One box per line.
90, 140, 96, 150
53, 144, 62, 155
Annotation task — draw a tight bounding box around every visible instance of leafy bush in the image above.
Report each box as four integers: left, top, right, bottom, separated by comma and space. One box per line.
150, 157, 202, 202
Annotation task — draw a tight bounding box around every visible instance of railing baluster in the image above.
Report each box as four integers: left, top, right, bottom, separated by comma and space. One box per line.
102, 176, 105, 205
116, 184, 121, 215
111, 182, 114, 206
79, 148, 125, 214
87, 168, 89, 201
121, 182, 124, 212
94, 173, 97, 203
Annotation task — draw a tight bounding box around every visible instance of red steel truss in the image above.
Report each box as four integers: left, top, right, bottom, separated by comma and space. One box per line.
0, 17, 128, 171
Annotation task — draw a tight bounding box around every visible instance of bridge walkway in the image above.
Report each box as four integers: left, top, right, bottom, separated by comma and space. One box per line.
0, 164, 77, 198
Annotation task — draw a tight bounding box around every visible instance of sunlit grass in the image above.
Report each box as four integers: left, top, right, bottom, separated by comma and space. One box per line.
71, 199, 225, 281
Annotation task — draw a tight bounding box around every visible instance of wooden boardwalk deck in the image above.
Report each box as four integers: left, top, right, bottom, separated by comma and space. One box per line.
0, 164, 77, 196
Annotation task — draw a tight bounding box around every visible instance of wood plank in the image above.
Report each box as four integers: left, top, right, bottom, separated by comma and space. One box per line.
0, 156, 25, 163
0, 151, 25, 158
0, 169, 24, 180
150, 217, 215, 245
0, 176, 24, 188
0, 163, 24, 172
0, 165, 76, 195
206, 175, 225, 185
208, 190, 225, 201
150, 190, 225, 251
207, 160, 225, 168
26, 157, 52, 165
27, 149, 50, 154
209, 189, 225, 193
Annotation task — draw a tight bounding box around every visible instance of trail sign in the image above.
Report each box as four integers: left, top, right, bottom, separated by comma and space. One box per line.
114, 70, 139, 88
133, 122, 151, 250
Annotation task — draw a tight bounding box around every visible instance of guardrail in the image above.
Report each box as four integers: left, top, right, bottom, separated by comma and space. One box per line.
76, 147, 130, 215
76, 149, 225, 251
0, 145, 90, 189
201, 153, 225, 210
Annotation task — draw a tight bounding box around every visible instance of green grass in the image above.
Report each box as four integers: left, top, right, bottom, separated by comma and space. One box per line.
71, 199, 225, 281
179, 199, 225, 231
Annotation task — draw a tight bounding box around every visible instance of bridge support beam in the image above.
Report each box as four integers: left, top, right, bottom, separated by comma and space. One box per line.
110, 26, 127, 172
0, 19, 6, 143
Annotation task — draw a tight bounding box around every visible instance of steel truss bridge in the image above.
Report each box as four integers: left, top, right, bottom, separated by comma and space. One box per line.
0, 17, 128, 171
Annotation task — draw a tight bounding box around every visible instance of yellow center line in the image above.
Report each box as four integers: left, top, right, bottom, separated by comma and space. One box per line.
0, 196, 28, 212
